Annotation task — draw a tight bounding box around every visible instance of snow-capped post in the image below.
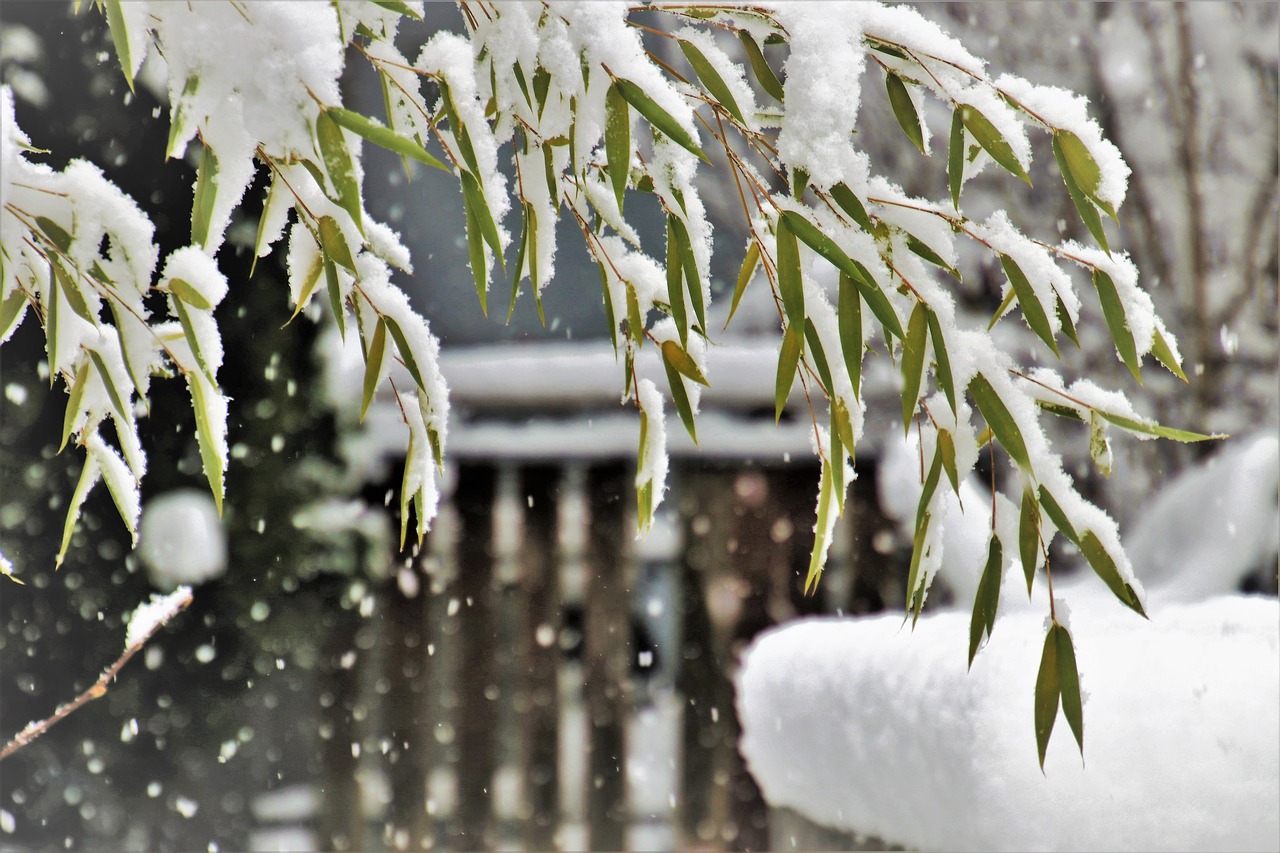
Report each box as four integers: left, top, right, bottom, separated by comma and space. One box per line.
0, 1, 1220, 766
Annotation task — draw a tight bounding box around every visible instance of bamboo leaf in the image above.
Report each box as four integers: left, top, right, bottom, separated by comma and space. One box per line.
327, 107, 447, 170
905, 511, 931, 618
1000, 255, 1059, 356
509, 204, 530, 323
679, 38, 745, 124
460, 170, 504, 271
1056, 294, 1080, 349
34, 216, 73, 253
969, 373, 1030, 469
1151, 328, 1188, 382
605, 83, 631, 213
381, 316, 426, 392
906, 235, 960, 280
1019, 487, 1040, 595
775, 217, 805, 330
1054, 135, 1109, 253
613, 78, 708, 162
830, 409, 846, 514
360, 318, 387, 423
1089, 411, 1113, 477
188, 375, 224, 516
968, 535, 1003, 668
915, 446, 943, 534
961, 106, 1031, 184
901, 302, 927, 432
838, 272, 863, 398
989, 287, 1016, 331
738, 31, 784, 103
661, 339, 708, 387
288, 252, 325, 322
45, 259, 58, 383
938, 429, 960, 496
803, 319, 834, 396
1079, 531, 1146, 618
168, 277, 214, 312
1035, 626, 1062, 771
369, 0, 422, 19
832, 398, 856, 462
948, 108, 964, 209
626, 282, 644, 346
51, 259, 96, 328
463, 186, 488, 317
804, 462, 834, 595
316, 110, 363, 235
925, 308, 956, 417
1, 288, 29, 345
1055, 624, 1085, 758
725, 241, 760, 330
1096, 410, 1221, 443
1092, 268, 1141, 382
1037, 485, 1079, 546
669, 215, 705, 334
1036, 400, 1086, 422
663, 355, 698, 444
57, 452, 100, 568
173, 297, 217, 386
885, 72, 925, 154
103, 0, 135, 92
323, 257, 346, 341
831, 183, 874, 233
60, 360, 90, 453
191, 144, 219, 251
775, 322, 802, 422
1054, 130, 1102, 200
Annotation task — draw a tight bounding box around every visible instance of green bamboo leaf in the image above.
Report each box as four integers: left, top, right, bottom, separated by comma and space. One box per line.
360, 318, 387, 423
669, 215, 705, 334
775, 217, 805, 330
1019, 487, 1040, 595
613, 78, 708, 163
831, 183, 874, 233
327, 107, 447, 170
724, 240, 760, 330
838, 272, 863, 398
1096, 410, 1220, 443
679, 39, 745, 124
914, 445, 943, 534
34, 216, 73, 253
250, 174, 278, 278
168, 277, 213, 312
60, 360, 90, 453
663, 354, 698, 445
173, 297, 217, 386
625, 282, 644, 346
830, 408, 846, 514
103, 0, 135, 93
1056, 295, 1080, 349
85, 350, 131, 431
1036, 485, 1078, 546
57, 452, 99, 568
968, 535, 1003, 668
638, 479, 653, 534
969, 373, 1030, 469
780, 210, 905, 340
660, 339, 709, 387
323, 256, 347, 341
791, 166, 810, 199
938, 428, 959, 496
804, 462, 834, 595
316, 110, 362, 235
1055, 624, 1085, 758
463, 184, 488, 317
885, 72, 925, 154
509, 204, 530, 323
960, 105, 1030, 184
1092, 268, 1141, 382
905, 511, 931, 619
738, 31, 784, 103
832, 398, 856, 462
188, 375, 224, 516
988, 287, 1016, 331
948, 108, 964, 209
1000, 255, 1059, 356
775, 322, 802, 423
0, 288, 29, 342
1054, 130, 1102, 200
45, 260, 59, 384
382, 315, 426, 392
51, 259, 96, 328
803, 319, 834, 396
1151, 328, 1188, 382
925, 308, 956, 417
369, 0, 422, 19
460, 170, 504, 269
605, 83, 631, 213
905, 234, 960, 280
1089, 411, 1112, 477
288, 252, 325, 322
1035, 626, 1062, 771
166, 75, 199, 159
901, 302, 927, 433
532, 66, 552, 121
191, 144, 219, 251
1036, 400, 1086, 422
1054, 135, 1109, 253
1079, 530, 1146, 617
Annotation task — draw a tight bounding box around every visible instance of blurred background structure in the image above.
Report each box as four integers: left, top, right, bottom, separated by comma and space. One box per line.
0, 3, 1275, 850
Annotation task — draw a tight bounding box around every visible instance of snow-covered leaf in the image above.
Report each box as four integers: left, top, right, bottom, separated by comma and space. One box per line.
679, 38, 745, 125
885, 72, 925, 154
328, 107, 446, 170
948, 109, 964, 209
925, 307, 956, 417
1000, 254, 1058, 356
191, 145, 218, 251
1092, 267, 1140, 382
663, 352, 698, 445
838, 272, 862, 398
360, 318, 387, 423
775, 216, 805, 330
774, 321, 802, 423
969, 373, 1030, 470
738, 30, 784, 103
1019, 487, 1040, 594
660, 339, 708, 387
57, 451, 100, 568
103, 0, 135, 93
961, 105, 1030, 184
604, 83, 630, 213
613, 78, 707, 163
1079, 530, 1146, 618
59, 360, 89, 453
316, 110, 363, 235
901, 301, 927, 432
724, 240, 759, 330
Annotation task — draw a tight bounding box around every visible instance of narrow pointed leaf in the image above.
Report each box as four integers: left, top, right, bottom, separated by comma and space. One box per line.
460, 170, 504, 271
803, 319, 834, 396
463, 188, 488, 316
324, 257, 346, 340
832, 399, 856, 462
57, 453, 99, 568
775, 322, 802, 422
35, 216, 73, 252
663, 356, 698, 444
1056, 295, 1080, 349
738, 31, 784, 103
1054, 130, 1102, 200
669, 215, 704, 333
948, 109, 964, 209
925, 308, 956, 417
103, 0, 135, 92
173, 298, 217, 386
1096, 410, 1220, 443
885, 72, 925, 154
1054, 135, 1109, 253
775, 218, 805, 330
1151, 328, 1188, 382
613, 78, 708, 162
938, 429, 960, 496
804, 463, 834, 595
679, 39, 745, 124
1019, 487, 1040, 595
831, 183, 874, 233
60, 361, 90, 453
1055, 624, 1085, 758
905, 511, 931, 617
188, 375, 224, 516
605, 83, 631, 213
1037, 485, 1079, 546
191, 144, 219, 250
725, 240, 760, 329
988, 287, 1016, 330
288, 253, 325, 321
901, 302, 927, 432
360, 318, 387, 422
1035, 626, 1062, 771
509, 204, 530, 323
382, 315, 426, 392
316, 110, 362, 235
1000, 255, 1058, 356
968, 535, 1003, 668
915, 447, 943, 534
661, 339, 708, 386
1079, 530, 1146, 617
1092, 268, 1141, 381
51, 259, 96, 328
838, 272, 863, 398
327, 107, 447, 170
961, 105, 1030, 184
830, 410, 846, 514
969, 373, 1030, 469
625, 282, 644, 346
1089, 411, 1113, 477
906, 235, 960, 280
168, 277, 214, 312
0, 288, 28, 341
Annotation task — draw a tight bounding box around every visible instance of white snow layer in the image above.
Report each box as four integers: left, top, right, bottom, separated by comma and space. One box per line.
738, 434, 1280, 851
124, 586, 192, 650
138, 489, 227, 590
